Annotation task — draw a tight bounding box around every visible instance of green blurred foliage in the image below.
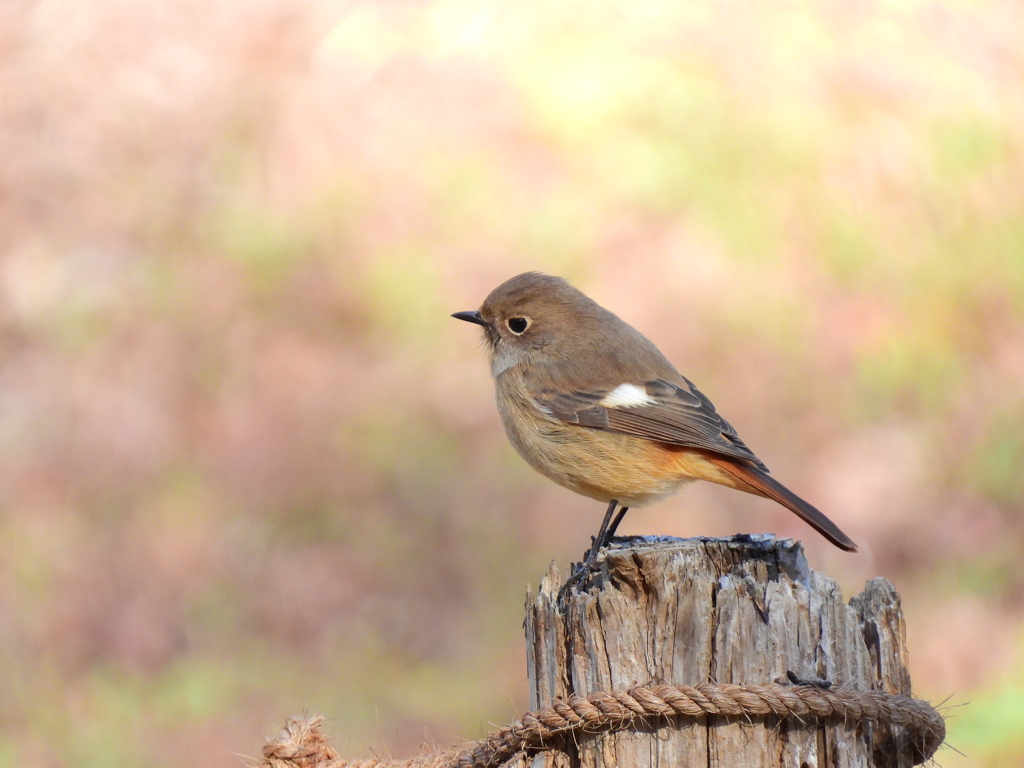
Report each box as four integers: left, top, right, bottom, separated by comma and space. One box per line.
968, 408, 1024, 510
949, 637, 1024, 766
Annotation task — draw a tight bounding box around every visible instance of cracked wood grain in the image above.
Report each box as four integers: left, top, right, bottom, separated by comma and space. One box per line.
524, 537, 915, 768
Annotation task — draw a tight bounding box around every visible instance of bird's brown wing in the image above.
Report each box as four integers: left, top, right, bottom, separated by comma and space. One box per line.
535, 376, 859, 552
534, 377, 769, 471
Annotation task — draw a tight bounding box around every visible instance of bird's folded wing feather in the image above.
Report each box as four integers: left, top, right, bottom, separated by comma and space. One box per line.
534, 377, 768, 471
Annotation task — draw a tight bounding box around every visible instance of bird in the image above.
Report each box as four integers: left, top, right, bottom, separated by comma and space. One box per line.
452, 272, 856, 591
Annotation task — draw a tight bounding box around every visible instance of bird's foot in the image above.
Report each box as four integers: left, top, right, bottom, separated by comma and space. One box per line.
557, 541, 604, 602
556, 565, 588, 603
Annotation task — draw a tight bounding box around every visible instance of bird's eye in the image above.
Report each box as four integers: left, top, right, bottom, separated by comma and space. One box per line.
506, 317, 530, 335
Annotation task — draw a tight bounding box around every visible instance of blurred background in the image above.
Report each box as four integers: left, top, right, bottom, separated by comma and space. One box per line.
1, 0, 1022, 765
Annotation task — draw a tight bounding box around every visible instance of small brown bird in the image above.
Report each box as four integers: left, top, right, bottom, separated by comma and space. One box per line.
453, 272, 856, 584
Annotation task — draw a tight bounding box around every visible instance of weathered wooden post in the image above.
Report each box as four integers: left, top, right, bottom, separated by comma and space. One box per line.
525, 535, 926, 768
260, 535, 944, 768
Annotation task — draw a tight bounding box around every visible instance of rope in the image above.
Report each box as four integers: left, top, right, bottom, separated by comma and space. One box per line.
260, 682, 946, 768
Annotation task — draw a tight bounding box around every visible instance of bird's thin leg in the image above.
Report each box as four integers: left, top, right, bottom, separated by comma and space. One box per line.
558, 500, 618, 601
587, 499, 619, 559
602, 505, 630, 546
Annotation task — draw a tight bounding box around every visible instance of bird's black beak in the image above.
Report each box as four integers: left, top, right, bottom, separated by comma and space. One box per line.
451, 310, 486, 326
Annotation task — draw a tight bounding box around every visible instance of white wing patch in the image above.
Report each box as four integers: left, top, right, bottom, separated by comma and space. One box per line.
600, 383, 655, 409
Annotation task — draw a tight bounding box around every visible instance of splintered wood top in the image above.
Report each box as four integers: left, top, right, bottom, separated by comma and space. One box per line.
524, 535, 914, 768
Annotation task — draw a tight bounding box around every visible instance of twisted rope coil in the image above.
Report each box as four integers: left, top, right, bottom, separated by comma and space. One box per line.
261, 682, 945, 768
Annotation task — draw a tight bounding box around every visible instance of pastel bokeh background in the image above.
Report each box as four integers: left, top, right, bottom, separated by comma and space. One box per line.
2, 0, 1023, 765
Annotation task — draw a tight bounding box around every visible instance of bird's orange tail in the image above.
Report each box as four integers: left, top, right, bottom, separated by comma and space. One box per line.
707, 457, 858, 552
